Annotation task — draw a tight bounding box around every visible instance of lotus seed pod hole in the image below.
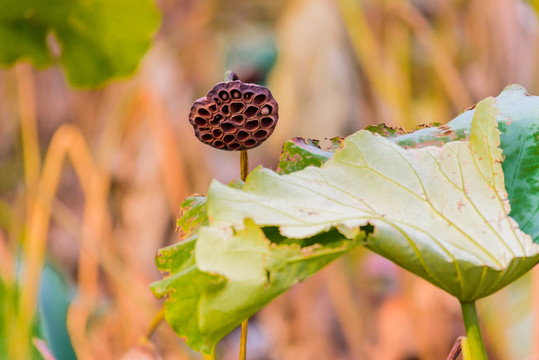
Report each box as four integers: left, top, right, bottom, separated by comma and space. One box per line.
245, 106, 258, 117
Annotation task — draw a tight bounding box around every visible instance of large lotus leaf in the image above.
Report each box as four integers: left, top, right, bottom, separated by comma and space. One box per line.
152, 86, 539, 353
277, 86, 539, 245
383, 85, 539, 245
206, 97, 539, 301
0, 0, 160, 87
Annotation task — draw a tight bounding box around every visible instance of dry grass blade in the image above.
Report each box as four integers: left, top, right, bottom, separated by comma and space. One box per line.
391, 1, 472, 110
336, 0, 411, 127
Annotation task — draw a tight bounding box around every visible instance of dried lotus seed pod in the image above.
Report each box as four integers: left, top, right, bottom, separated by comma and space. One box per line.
189, 78, 279, 151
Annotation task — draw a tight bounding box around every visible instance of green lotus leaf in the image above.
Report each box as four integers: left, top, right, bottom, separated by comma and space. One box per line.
386, 85, 539, 245
152, 86, 539, 354
0, 0, 160, 87
152, 219, 360, 353
206, 97, 539, 302
151, 195, 221, 353
176, 196, 208, 239
193, 219, 359, 353
150, 237, 224, 353
276, 86, 539, 245
153, 187, 363, 353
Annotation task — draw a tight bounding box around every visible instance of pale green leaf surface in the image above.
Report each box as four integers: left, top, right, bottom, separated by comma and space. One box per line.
276, 85, 539, 245
152, 219, 358, 353
194, 220, 359, 351
391, 85, 539, 244
152, 188, 362, 353
0, 0, 160, 87
206, 97, 539, 301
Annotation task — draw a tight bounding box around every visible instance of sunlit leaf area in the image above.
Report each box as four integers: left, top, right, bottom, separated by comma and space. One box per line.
1, 0, 539, 359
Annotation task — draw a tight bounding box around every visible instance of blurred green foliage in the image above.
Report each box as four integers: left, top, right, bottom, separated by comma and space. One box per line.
0, 0, 160, 87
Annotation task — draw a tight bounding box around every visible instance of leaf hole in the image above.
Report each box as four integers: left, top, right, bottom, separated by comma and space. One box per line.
198, 108, 211, 117
244, 139, 257, 147
201, 133, 213, 142
231, 115, 245, 125
212, 129, 223, 138
213, 140, 225, 148
244, 106, 258, 118
223, 134, 235, 144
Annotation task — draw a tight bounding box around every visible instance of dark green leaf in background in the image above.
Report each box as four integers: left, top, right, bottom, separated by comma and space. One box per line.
0, 0, 160, 87
38, 264, 76, 360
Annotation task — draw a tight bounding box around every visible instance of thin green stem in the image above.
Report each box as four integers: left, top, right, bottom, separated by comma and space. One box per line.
460, 301, 487, 360
238, 149, 249, 360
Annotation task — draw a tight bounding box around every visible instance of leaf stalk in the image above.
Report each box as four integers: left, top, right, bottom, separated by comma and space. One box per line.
460, 301, 487, 360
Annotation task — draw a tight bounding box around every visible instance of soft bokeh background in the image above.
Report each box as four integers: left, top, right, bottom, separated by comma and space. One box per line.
1, 0, 539, 359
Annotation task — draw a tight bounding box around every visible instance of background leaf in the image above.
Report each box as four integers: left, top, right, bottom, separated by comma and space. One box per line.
38, 264, 76, 360
0, 0, 160, 87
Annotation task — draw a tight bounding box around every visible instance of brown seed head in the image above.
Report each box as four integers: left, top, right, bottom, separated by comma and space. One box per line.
189, 80, 279, 151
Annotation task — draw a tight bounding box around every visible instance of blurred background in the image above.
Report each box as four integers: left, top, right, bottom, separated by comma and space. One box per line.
1, 0, 539, 359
